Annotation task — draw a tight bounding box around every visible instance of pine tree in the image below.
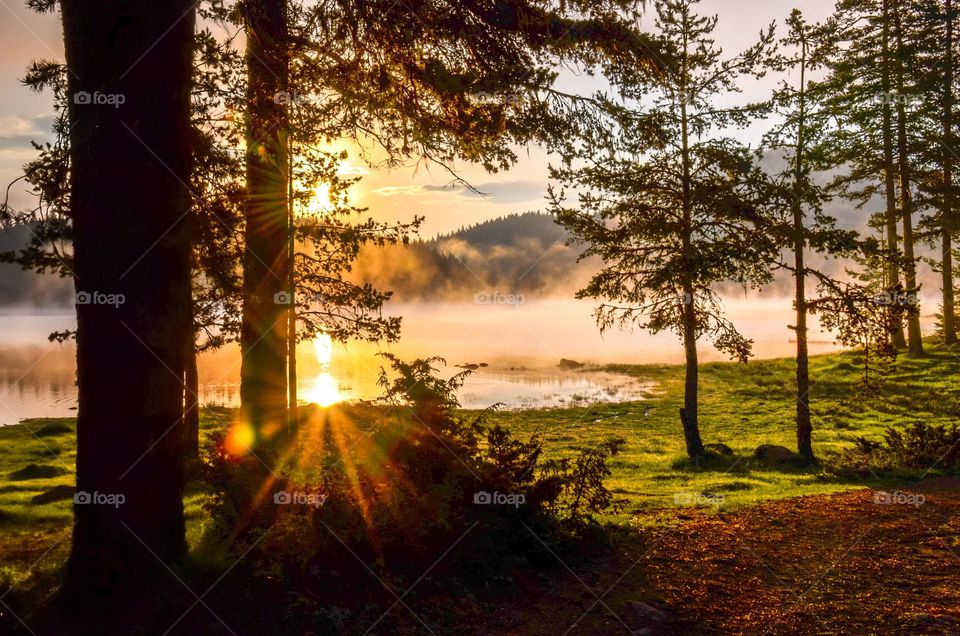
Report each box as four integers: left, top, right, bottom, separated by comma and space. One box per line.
58, 0, 197, 603
820, 0, 929, 350
913, 0, 960, 345
552, 0, 776, 459
234, 0, 659, 439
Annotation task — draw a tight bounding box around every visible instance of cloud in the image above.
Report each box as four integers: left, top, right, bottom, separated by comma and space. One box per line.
336, 160, 369, 176
0, 114, 55, 150
371, 180, 546, 204
370, 184, 427, 196
422, 180, 548, 204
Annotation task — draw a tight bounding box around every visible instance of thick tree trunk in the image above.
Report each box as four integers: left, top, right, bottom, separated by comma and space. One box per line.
794, 41, 813, 462
944, 0, 958, 345
61, 0, 195, 601
881, 0, 907, 349
185, 346, 200, 458
287, 134, 298, 431
240, 0, 290, 444
893, 0, 923, 354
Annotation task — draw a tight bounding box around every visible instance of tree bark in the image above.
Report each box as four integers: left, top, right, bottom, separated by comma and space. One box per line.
61, 0, 195, 600
881, 0, 907, 349
892, 0, 923, 354
240, 0, 290, 444
794, 36, 814, 462
185, 346, 200, 459
287, 132, 298, 431
944, 0, 958, 345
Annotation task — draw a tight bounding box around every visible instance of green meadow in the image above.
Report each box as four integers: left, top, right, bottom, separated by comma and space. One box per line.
2, 344, 957, 589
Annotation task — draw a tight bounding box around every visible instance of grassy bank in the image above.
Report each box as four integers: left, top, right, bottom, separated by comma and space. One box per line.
0, 409, 232, 600
478, 343, 960, 517
1, 345, 957, 596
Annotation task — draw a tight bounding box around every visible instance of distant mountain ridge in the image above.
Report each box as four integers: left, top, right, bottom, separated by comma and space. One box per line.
355, 209, 945, 303
351, 212, 596, 302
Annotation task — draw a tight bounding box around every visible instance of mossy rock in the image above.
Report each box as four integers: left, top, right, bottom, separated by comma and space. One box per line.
8, 464, 70, 481
30, 484, 75, 505
753, 444, 796, 467
36, 422, 74, 437
704, 442, 733, 456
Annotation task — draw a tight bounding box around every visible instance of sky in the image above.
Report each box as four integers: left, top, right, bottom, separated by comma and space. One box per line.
0, 1, 836, 238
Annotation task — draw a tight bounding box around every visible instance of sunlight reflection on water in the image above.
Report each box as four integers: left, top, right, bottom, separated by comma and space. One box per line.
0, 297, 927, 425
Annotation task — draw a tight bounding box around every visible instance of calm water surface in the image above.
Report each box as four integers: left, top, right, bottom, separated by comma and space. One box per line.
0, 297, 906, 425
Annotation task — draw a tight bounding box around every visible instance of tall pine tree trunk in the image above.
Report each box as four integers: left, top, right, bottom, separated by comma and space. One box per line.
287, 133, 298, 430
794, 38, 813, 462
893, 0, 923, 354
61, 0, 195, 601
240, 0, 290, 444
678, 68, 704, 459
944, 0, 958, 345
882, 0, 907, 349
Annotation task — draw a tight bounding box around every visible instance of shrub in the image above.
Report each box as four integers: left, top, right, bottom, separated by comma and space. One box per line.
829, 421, 960, 475
204, 355, 629, 578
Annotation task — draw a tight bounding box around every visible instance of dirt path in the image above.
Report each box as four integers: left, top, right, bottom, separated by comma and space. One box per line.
488, 480, 960, 635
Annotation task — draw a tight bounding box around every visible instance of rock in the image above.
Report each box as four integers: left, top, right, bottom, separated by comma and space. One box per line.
31, 484, 75, 505
8, 464, 70, 481
36, 422, 73, 437
559, 358, 585, 370
753, 444, 796, 466
705, 442, 733, 456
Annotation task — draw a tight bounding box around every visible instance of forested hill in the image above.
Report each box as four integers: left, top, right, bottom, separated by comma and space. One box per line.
0, 210, 944, 308
350, 212, 597, 302
353, 209, 945, 303
434, 211, 568, 248
0, 225, 73, 308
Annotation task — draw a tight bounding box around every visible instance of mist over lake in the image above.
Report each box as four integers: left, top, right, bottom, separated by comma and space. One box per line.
3, 296, 932, 426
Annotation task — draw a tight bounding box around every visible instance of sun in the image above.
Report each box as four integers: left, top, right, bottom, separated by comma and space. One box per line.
309, 182, 334, 214
305, 372, 340, 407
303, 334, 341, 407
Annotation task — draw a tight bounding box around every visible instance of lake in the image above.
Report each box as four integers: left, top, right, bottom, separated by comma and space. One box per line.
0, 297, 918, 426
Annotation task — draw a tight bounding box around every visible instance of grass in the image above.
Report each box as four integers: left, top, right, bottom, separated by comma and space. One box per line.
475, 342, 960, 517
0, 409, 233, 597
1, 344, 958, 597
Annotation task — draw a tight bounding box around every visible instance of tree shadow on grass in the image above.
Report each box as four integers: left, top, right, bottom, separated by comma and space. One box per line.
666, 450, 948, 494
